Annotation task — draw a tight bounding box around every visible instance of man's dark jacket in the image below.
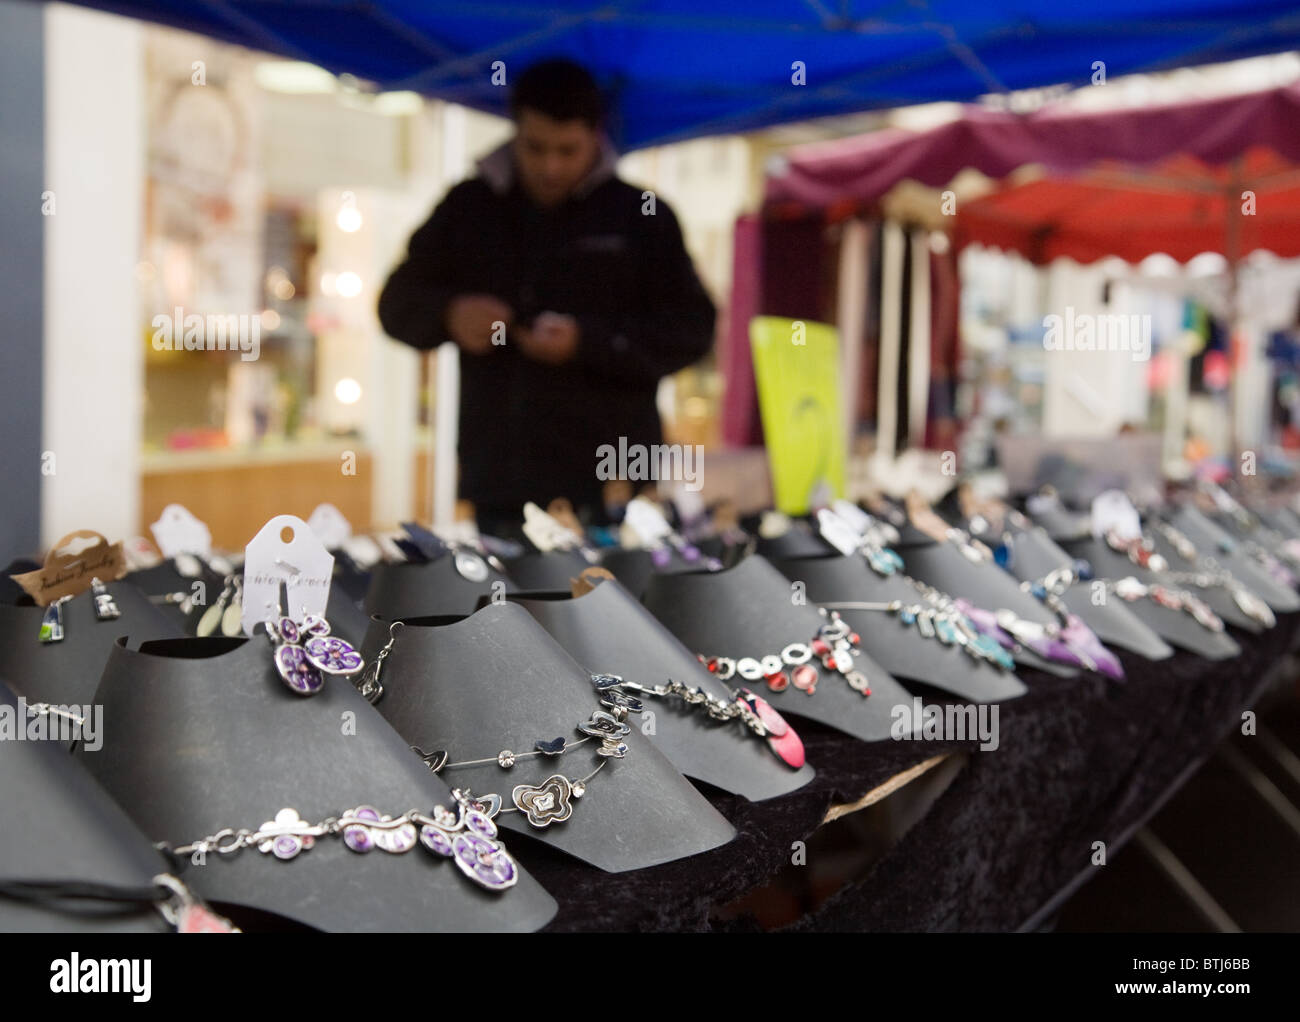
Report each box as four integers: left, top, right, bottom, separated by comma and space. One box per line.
377, 137, 717, 517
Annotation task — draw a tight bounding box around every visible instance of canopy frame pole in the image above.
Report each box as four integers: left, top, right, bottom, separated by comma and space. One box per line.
876, 219, 905, 464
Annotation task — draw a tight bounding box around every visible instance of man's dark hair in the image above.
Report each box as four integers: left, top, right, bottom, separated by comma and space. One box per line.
511, 59, 603, 128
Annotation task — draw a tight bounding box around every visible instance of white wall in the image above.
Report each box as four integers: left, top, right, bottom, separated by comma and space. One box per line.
42, 3, 144, 546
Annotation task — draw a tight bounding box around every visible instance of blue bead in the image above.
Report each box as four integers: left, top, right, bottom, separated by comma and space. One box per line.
1073, 559, 1093, 581
900, 609, 916, 625
1030, 583, 1047, 600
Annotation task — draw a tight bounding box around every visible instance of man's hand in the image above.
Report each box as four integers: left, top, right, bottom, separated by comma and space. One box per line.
446, 294, 513, 354
516, 311, 580, 365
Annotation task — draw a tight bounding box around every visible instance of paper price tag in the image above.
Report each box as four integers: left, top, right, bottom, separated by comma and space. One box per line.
830, 499, 872, 535
522, 502, 581, 553
307, 503, 353, 550
151, 504, 213, 560
622, 497, 674, 547
670, 487, 707, 528
817, 508, 863, 557
241, 515, 334, 636
340, 535, 384, 570
11, 531, 125, 606
1091, 490, 1142, 541
1025, 491, 1060, 516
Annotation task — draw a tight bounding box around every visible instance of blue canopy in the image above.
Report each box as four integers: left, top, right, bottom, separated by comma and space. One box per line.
69, 1, 1300, 149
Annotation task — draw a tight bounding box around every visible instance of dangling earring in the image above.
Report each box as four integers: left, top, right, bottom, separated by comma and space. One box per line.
263, 605, 325, 696
351, 620, 403, 704
90, 578, 121, 621
298, 611, 365, 678
38, 595, 72, 644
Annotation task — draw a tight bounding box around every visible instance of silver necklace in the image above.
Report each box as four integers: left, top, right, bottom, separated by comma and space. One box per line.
412, 674, 632, 830
602, 673, 805, 769
1152, 523, 1275, 627
158, 787, 519, 892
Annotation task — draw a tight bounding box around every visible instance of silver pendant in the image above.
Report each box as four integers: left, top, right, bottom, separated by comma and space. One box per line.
38, 598, 68, 644
512, 774, 576, 827
454, 550, 489, 582
90, 578, 121, 621
1233, 587, 1275, 628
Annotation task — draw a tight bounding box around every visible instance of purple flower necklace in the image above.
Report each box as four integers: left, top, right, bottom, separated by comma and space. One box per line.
157, 788, 520, 893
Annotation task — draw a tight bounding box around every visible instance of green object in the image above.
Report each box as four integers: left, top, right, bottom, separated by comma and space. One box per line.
749, 316, 847, 514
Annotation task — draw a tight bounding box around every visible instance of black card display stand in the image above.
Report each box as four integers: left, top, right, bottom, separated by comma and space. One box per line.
599, 547, 702, 599
75, 636, 557, 932
1256, 507, 1300, 540
640, 555, 917, 742
1168, 507, 1300, 613
359, 603, 737, 872
756, 525, 840, 561
1005, 526, 1173, 660
320, 585, 371, 648
0, 682, 170, 933
1056, 537, 1242, 660
1143, 527, 1264, 633
901, 541, 1081, 678
771, 552, 1028, 703
504, 550, 596, 592
127, 558, 225, 633
508, 579, 816, 801
365, 555, 515, 620
1029, 506, 1092, 544
0, 582, 184, 707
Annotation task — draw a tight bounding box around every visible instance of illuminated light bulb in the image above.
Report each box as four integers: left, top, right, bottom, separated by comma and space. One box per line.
337, 206, 362, 232
336, 271, 362, 297
335, 377, 362, 405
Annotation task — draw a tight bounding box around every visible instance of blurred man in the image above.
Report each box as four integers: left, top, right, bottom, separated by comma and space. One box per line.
379, 59, 716, 535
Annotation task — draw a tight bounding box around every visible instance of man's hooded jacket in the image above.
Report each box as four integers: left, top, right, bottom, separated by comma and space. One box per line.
378, 137, 717, 517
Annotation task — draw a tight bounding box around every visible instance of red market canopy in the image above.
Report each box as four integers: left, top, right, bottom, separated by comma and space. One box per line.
952, 146, 1300, 264
765, 83, 1300, 212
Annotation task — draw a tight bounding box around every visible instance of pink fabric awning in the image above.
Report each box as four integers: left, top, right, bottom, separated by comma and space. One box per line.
765, 83, 1300, 211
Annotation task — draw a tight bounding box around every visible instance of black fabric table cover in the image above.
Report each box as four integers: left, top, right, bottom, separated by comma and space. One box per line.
518, 614, 1300, 932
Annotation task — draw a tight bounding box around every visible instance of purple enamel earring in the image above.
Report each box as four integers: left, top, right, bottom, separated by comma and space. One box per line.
263, 607, 364, 697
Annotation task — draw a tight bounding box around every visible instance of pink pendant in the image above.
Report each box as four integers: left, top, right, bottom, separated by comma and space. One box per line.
743, 691, 789, 736
177, 903, 240, 933
768, 725, 805, 769
792, 664, 818, 693
741, 690, 804, 768
765, 671, 789, 692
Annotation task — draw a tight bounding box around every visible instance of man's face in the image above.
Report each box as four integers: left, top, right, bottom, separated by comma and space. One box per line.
512, 110, 600, 208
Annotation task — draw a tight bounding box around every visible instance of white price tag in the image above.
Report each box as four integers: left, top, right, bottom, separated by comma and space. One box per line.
306, 503, 353, 549
340, 535, 384, 570
241, 515, 334, 636
150, 504, 213, 560
1091, 490, 1142, 541
622, 497, 674, 546
522, 502, 580, 553
830, 499, 872, 535
671, 487, 707, 527
1025, 492, 1060, 516
817, 508, 863, 557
